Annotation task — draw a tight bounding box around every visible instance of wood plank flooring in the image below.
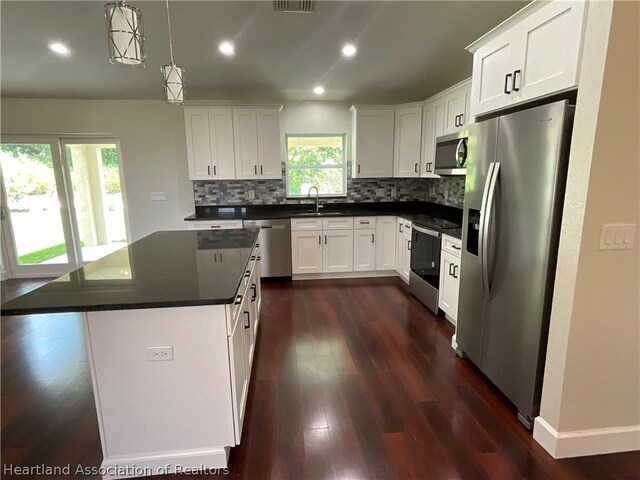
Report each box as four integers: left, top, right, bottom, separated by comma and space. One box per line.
1, 277, 638, 479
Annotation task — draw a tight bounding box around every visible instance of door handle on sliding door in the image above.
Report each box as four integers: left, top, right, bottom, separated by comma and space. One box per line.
478, 162, 496, 298
482, 162, 500, 298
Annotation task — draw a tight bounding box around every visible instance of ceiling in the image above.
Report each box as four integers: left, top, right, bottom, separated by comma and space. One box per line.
0, 1, 528, 104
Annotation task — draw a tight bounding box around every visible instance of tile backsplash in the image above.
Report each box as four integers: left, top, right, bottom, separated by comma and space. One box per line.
194, 162, 465, 208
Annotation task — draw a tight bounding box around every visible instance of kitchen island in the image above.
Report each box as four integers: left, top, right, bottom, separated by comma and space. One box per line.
1, 229, 262, 479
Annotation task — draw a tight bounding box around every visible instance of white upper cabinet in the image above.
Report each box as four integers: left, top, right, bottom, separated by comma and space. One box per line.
443, 80, 472, 135
209, 108, 236, 180
233, 108, 260, 179
393, 105, 423, 178
256, 108, 282, 179
185, 108, 213, 180
469, 0, 586, 118
420, 96, 444, 178
351, 107, 395, 178
185, 106, 282, 181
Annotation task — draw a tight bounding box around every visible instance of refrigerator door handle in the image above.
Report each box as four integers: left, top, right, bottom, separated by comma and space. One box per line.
478, 162, 496, 298
482, 162, 501, 297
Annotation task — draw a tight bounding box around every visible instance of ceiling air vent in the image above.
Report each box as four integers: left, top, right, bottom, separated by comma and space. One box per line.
273, 0, 315, 13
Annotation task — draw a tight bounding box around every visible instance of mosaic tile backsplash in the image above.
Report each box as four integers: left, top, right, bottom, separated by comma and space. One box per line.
194, 162, 465, 208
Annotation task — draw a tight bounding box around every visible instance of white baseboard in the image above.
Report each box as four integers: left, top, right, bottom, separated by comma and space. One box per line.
451, 333, 458, 351
533, 417, 640, 458
101, 447, 230, 479
293, 270, 398, 281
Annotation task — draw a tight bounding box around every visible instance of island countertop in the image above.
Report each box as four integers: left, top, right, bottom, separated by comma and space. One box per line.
1, 229, 259, 316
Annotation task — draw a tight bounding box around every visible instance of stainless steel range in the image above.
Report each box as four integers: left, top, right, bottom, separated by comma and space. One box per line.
408, 217, 460, 314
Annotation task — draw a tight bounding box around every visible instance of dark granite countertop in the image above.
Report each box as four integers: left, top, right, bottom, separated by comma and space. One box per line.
185, 201, 463, 239
1, 229, 259, 316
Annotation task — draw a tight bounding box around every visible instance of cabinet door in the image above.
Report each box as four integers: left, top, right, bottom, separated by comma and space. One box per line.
470, 35, 519, 117
249, 267, 261, 334
375, 217, 397, 271
209, 108, 236, 179
353, 109, 395, 178
233, 108, 260, 179
395, 218, 405, 274
402, 237, 411, 282
323, 230, 354, 273
420, 97, 444, 178
443, 82, 471, 135
514, 1, 585, 103
291, 230, 323, 274
242, 305, 255, 372
184, 108, 213, 180
257, 108, 282, 179
438, 251, 460, 324
393, 106, 422, 178
353, 228, 376, 272
228, 313, 248, 444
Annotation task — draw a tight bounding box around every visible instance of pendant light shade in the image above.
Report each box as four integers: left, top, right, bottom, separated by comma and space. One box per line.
161, 63, 185, 104
104, 1, 145, 67
161, 0, 185, 104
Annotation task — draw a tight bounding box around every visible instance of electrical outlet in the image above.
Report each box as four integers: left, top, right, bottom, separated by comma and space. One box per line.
390, 188, 397, 198
248, 190, 255, 199
376, 188, 385, 197
151, 191, 167, 201
429, 186, 436, 197
599, 224, 636, 250
146, 345, 174, 361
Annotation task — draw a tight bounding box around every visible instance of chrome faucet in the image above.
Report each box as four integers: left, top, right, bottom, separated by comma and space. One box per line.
307, 186, 321, 212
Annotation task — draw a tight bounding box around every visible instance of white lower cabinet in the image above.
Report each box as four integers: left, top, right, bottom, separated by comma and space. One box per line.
353, 228, 376, 272
375, 216, 397, 271
323, 230, 354, 273
438, 235, 462, 324
291, 230, 323, 274
228, 300, 249, 444
396, 218, 412, 283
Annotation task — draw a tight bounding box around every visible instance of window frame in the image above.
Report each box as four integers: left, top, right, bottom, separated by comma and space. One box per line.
285, 133, 347, 198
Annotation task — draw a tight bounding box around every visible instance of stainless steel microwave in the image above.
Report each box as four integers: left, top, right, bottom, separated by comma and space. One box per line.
434, 131, 468, 176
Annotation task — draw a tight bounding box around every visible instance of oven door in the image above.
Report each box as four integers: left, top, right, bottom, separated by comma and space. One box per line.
410, 225, 441, 289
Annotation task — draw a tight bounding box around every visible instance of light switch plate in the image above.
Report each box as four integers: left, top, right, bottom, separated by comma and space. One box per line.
146, 345, 174, 361
248, 190, 255, 199
151, 191, 167, 201
599, 224, 636, 250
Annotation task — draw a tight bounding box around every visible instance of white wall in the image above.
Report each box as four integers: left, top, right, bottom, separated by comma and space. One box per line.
535, 0, 640, 458
1, 99, 193, 241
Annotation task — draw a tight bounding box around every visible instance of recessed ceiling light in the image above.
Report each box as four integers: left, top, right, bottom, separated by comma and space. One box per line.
313, 85, 325, 95
341, 43, 357, 57
218, 41, 235, 56
48, 42, 70, 56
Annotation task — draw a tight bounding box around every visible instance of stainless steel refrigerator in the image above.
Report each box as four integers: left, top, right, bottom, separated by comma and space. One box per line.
456, 100, 574, 429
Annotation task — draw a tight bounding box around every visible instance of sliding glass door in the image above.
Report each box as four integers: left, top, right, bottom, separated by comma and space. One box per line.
0, 139, 77, 277
0, 137, 129, 278
61, 139, 129, 263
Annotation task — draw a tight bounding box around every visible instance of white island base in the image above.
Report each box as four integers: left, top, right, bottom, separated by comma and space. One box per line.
84, 263, 261, 479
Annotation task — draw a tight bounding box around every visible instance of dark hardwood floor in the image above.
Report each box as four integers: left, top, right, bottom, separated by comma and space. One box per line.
1, 278, 638, 479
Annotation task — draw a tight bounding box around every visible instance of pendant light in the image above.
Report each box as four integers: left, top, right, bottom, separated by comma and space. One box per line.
104, 1, 145, 67
161, 0, 185, 104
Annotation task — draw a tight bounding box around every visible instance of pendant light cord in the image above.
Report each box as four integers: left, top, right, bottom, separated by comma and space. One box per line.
165, 0, 174, 63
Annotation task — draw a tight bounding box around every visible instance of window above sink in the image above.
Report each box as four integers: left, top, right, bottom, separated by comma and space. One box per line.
285, 134, 346, 198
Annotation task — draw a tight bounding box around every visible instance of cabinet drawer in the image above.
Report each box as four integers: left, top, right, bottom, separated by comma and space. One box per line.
322, 217, 354, 230
354, 217, 377, 229
291, 218, 323, 231
442, 234, 462, 258
187, 220, 243, 230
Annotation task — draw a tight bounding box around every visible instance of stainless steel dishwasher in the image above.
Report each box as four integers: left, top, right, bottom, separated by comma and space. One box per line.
243, 219, 292, 277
